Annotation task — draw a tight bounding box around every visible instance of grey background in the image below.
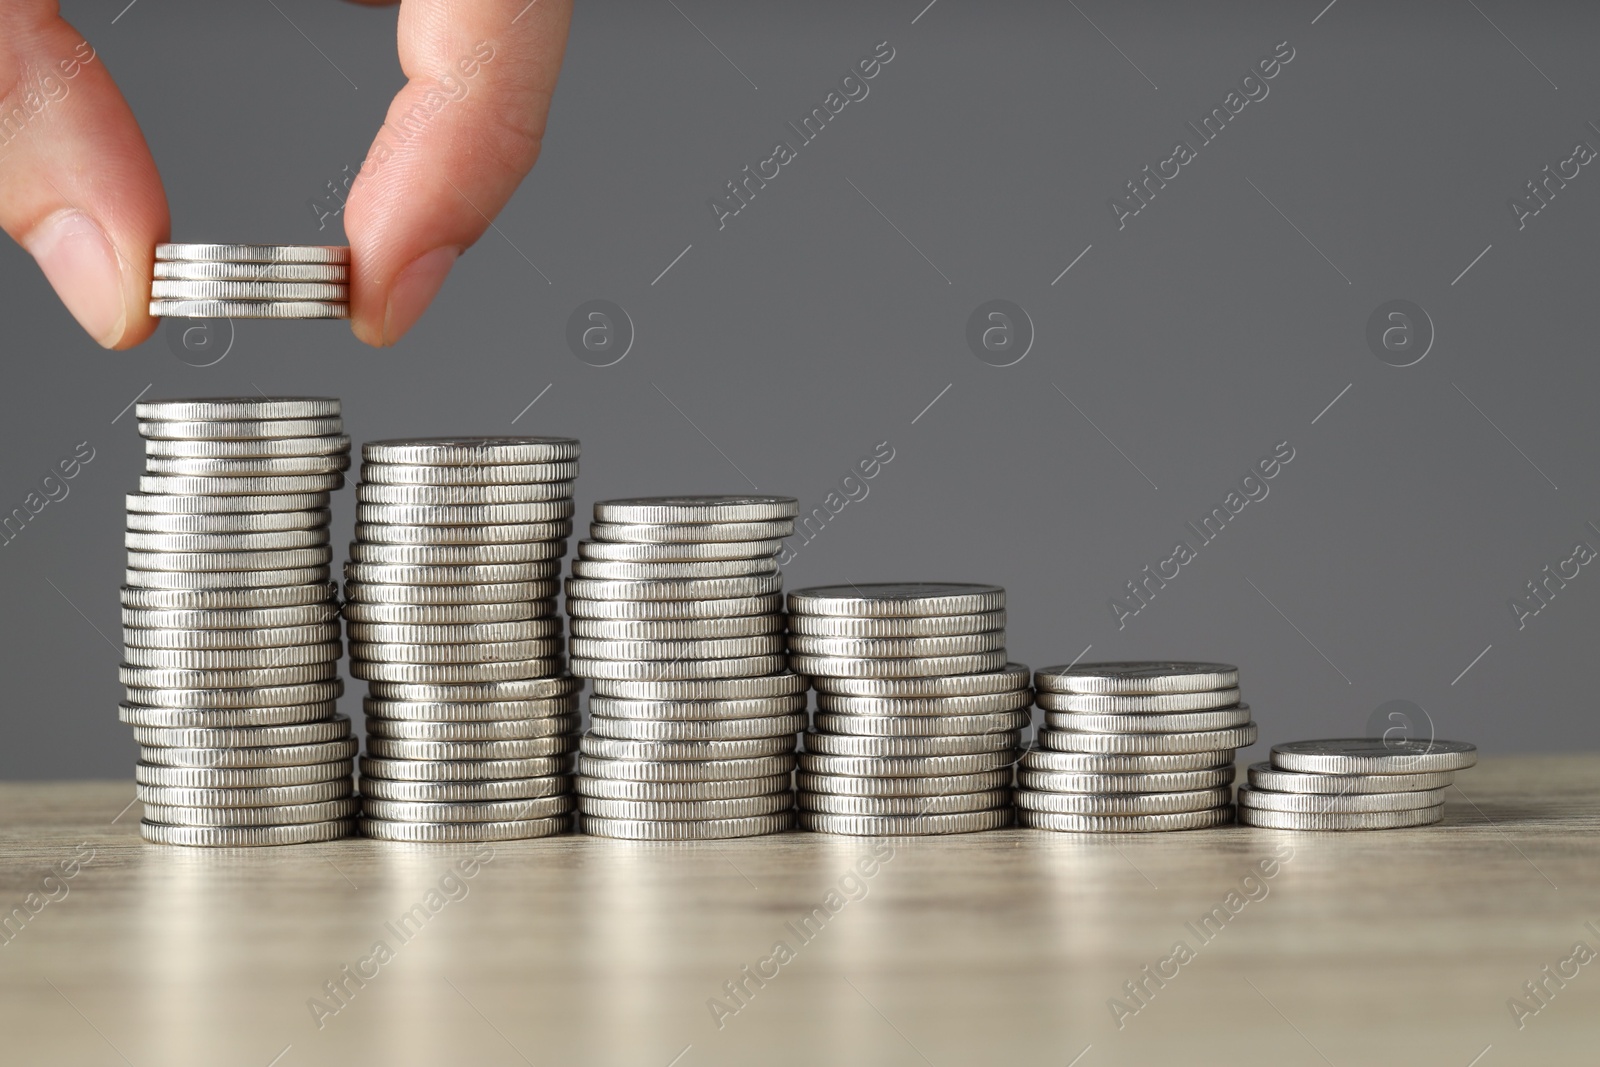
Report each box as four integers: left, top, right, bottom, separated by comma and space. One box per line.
4, 0, 1597, 778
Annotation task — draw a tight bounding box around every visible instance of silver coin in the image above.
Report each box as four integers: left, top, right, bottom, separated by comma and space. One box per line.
571, 654, 786, 682
588, 713, 806, 742
342, 601, 552, 625
124, 680, 342, 710
366, 716, 578, 741
799, 790, 1009, 816
119, 701, 338, 728
125, 529, 329, 553
362, 437, 580, 466
144, 454, 349, 477
348, 638, 562, 664
1020, 748, 1234, 773
137, 417, 343, 441
578, 812, 794, 840
350, 659, 565, 684
125, 509, 332, 536
590, 672, 804, 701
1037, 688, 1243, 714
578, 539, 782, 562
136, 780, 353, 807
593, 496, 799, 525
155, 243, 351, 264
815, 691, 1033, 716
346, 619, 563, 644
125, 565, 330, 591
570, 615, 783, 640
141, 798, 360, 827
141, 819, 355, 846
356, 482, 573, 505
364, 696, 578, 722
589, 520, 794, 544
1246, 762, 1456, 794
1236, 805, 1444, 830
1269, 739, 1478, 775
132, 717, 350, 749
153, 261, 349, 282
1034, 661, 1240, 696
136, 396, 341, 421
359, 756, 573, 782
802, 732, 1018, 758
794, 769, 1013, 797
342, 579, 557, 605
577, 775, 791, 801
580, 735, 794, 761
150, 298, 349, 319
139, 738, 357, 768
366, 676, 581, 702
787, 583, 1005, 618
365, 735, 576, 761
361, 796, 574, 823
1019, 807, 1234, 833
1016, 786, 1232, 816
796, 751, 1012, 777
799, 809, 1011, 836
122, 622, 338, 649
567, 592, 783, 620
136, 761, 350, 788
813, 710, 1032, 737
576, 753, 796, 782
787, 632, 1006, 658
354, 520, 571, 545
359, 816, 571, 842
786, 610, 1006, 638
1042, 706, 1254, 734
356, 501, 576, 526
587, 694, 806, 721
119, 663, 337, 689
120, 582, 337, 612
565, 574, 783, 602
1038, 724, 1257, 755
151, 279, 348, 301
345, 561, 559, 585
358, 776, 572, 802
1237, 785, 1447, 813
570, 558, 777, 580
348, 541, 564, 565
145, 434, 348, 459
140, 474, 343, 496
790, 651, 1008, 679
363, 461, 578, 486
809, 663, 1031, 697
1018, 766, 1237, 794
127, 546, 332, 572
578, 793, 793, 821
127, 491, 331, 514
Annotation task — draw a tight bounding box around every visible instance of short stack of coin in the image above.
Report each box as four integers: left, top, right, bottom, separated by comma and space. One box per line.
569, 496, 803, 841
122, 397, 357, 846
343, 438, 581, 842
151, 244, 349, 319
1016, 661, 1254, 833
1237, 738, 1477, 830
787, 583, 1026, 836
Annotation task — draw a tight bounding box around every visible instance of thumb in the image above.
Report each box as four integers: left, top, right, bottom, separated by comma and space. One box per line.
0, 4, 168, 349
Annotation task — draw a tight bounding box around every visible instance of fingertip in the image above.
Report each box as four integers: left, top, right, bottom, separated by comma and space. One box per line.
352, 245, 459, 347
21, 208, 143, 349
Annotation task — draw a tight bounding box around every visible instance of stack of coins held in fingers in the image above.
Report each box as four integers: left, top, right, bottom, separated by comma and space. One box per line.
787, 583, 1026, 836
123, 397, 356, 846
1016, 662, 1254, 833
570, 495, 803, 841
344, 438, 582, 842
151, 244, 350, 319
1237, 738, 1477, 830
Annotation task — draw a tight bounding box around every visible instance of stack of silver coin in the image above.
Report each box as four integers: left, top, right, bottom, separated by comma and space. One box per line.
344, 438, 581, 842
1238, 738, 1477, 830
787, 583, 1026, 836
122, 397, 357, 846
569, 496, 803, 841
151, 244, 350, 319
1016, 661, 1255, 833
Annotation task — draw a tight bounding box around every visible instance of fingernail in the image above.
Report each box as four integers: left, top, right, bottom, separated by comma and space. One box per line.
383, 247, 458, 345
24, 210, 128, 348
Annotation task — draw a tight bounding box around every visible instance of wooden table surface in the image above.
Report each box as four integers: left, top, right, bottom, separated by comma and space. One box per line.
2, 756, 1596, 1066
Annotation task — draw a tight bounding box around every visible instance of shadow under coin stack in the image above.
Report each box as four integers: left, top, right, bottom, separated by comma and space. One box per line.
1237, 738, 1477, 830
570, 496, 802, 841
787, 583, 1026, 836
121, 397, 356, 846
1017, 661, 1254, 833
344, 438, 581, 842
151, 244, 349, 320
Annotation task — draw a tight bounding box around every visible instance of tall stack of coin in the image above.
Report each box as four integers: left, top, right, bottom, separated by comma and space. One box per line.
787, 583, 1026, 836
1237, 738, 1477, 830
1015, 661, 1253, 832
343, 438, 581, 842
569, 496, 803, 841
151, 244, 349, 319
122, 397, 357, 846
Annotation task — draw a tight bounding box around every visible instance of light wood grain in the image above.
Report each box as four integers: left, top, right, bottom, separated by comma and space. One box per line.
1, 756, 1596, 1066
